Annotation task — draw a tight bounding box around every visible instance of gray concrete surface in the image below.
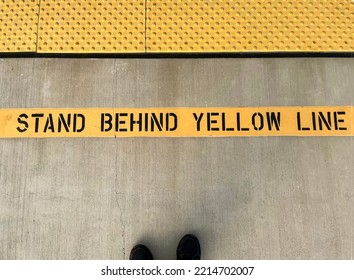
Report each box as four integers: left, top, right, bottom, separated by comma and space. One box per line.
0, 58, 353, 260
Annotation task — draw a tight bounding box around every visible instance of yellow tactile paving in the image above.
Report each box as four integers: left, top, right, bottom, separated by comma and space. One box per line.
37, 0, 145, 53
0, 0, 40, 52
146, 0, 354, 52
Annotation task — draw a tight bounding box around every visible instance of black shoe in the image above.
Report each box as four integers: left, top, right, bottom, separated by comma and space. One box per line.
129, 244, 153, 260
177, 234, 201, 260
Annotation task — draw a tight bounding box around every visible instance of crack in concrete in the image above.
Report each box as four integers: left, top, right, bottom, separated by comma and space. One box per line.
114, 189, 126, 259
0, 192, 113, 201
114, 138, 126, 259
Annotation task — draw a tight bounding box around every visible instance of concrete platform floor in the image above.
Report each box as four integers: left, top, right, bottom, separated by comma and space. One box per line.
0, 58, 353, 260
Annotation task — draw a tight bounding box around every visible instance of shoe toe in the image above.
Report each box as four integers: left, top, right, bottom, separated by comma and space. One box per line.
177, 234, 201, 260
130, 244, 153, 260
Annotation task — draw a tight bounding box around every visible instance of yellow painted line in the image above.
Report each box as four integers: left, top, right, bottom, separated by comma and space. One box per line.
146, 0, 354, 52
37, 0, 145, 53
0, 0, 39, 52
0, 107, 353, 138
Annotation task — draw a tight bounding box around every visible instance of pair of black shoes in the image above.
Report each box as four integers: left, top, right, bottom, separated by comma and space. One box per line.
130, 234, 201, 260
